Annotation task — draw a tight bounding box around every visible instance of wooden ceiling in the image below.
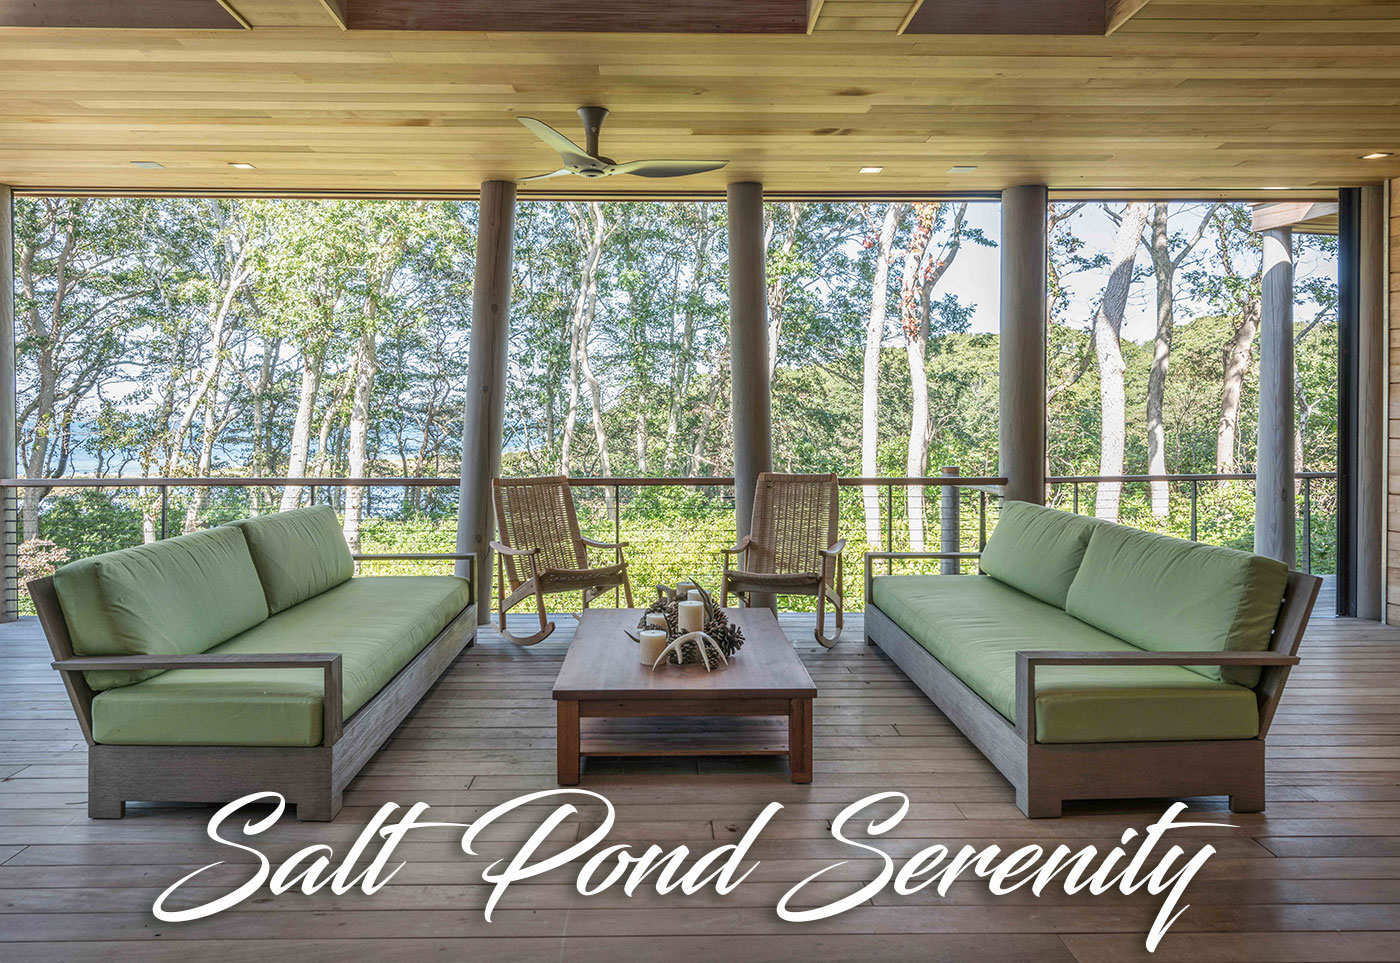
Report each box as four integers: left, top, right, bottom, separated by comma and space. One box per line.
0, 0, 1396, 197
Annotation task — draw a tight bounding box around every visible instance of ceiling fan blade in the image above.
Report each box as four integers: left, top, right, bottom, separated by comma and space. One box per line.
518, 117, 595, 168
606, 159, 730, 178
518, 168, 575, 183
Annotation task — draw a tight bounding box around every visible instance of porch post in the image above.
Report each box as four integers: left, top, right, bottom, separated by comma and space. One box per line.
0, 186, 16, 623
727, 182, 774, 607
999, 185, 1048, 505
456, 180, 516, 622
1255, 227, 1295, 566
1357, 184, 1386, 619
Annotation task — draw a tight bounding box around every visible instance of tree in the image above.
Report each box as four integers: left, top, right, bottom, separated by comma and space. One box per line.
860, 203, 905, 546
1144, 202, 1217, 515
1090, 202, 1149, 521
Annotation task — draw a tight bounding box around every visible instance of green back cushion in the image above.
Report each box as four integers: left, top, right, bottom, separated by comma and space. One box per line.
52, 527, 269, 690
227, 506, 354, 615
978, 500, 1102, 608
1065, 524, 1289, 686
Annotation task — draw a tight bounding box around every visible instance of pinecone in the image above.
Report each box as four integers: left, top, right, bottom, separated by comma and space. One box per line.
638, 598, 679, 637
704, 616, 745, 658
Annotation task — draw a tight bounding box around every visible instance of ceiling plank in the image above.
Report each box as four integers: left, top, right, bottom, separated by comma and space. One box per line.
1105, 0, 1151, 35
318, 0, 348, 30
220, 0, 350, 27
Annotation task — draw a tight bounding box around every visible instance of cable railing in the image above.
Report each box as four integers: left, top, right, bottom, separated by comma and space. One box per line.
0, 469, 1337, 618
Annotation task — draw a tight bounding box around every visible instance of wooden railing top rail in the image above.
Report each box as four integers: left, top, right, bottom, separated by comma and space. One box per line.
1047, 471, 1337, 483
0, 475, 1011, 489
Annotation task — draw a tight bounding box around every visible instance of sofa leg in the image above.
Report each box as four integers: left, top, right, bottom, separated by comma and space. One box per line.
297, 789, 342, 822
88, 794, 125, 819
1229, 787, 1266, 814
1017, 786, 1062, 819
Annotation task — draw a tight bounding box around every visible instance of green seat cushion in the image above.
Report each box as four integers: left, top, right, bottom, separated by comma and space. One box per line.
227, 506, 353, 615
1065, 524, 1288, 687
977, 501, 1102, 608
90, 575, 472, 747
871, 575, 1259, 744
53, 527, 269, 691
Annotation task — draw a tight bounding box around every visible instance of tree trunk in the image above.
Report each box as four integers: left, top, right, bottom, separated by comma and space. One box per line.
767, 203, 801, 376
280, 346, 325, 511
1145, 203, 1173, 517
1217, 298, 1261, 475
862, 203, 904, 548
342, 329, 377, 556
1092, 203, 1150, 523
559, 203, 608, 476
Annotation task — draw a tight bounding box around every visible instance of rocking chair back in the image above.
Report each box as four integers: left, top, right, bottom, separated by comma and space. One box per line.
747, 473, 840, 577
493, 476, 586, 588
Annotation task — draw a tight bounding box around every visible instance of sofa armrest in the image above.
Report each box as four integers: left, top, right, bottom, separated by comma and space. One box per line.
863, 551, 985, 597
51, 653, 345, 747
1014, 650, 1300, 744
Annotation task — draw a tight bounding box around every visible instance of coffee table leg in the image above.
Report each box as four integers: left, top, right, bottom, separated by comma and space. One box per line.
557, 700, 580, 785
789, 698, 812, 783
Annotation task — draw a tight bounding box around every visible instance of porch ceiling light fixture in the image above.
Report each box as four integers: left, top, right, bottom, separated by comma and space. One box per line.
948, 165, 978, 174
228, 162, 257, 169
1362, 152, 1393, 160
130, 161, 163, 169
859, 166, 884, 174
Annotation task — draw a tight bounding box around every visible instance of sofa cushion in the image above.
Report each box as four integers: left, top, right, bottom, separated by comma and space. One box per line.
53, 527, 269, 691
870, 574, 1259, 744
227, 506, 353, 615
978, 501, 1101, 609
1064, 524, 1288, 686
89, 575, 472, 747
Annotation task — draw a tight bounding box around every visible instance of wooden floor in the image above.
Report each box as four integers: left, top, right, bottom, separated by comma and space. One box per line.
2, 597, 1398, 962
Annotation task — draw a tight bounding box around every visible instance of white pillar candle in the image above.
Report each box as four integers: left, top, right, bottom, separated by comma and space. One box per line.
678, 600, 703, 634
687, 589, 705, 603
640, 629, 669, 665
645, 613, 668, 632
675, 581, 697, 599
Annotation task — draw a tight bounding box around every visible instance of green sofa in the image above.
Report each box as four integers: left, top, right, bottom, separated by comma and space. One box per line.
33, 506, 476, 820
865, 501, 1320, 817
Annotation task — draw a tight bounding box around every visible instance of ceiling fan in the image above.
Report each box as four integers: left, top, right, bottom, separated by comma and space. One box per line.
516, 107, 729, 182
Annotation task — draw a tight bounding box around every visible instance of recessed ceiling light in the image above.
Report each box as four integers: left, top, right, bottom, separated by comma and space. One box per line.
130, 161, 163, 169
948, 165, 978, 174
859, 166, 883, 174
228, 162, 257, 170
1361, 152, 1393, 160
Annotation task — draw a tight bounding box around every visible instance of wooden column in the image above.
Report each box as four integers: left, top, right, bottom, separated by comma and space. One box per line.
728, 182, 774, 608
456, 180, 516, 622
1255, 227, 1295, 566
1357, 184, 1386, 620
999, 185, 1048, 504
0, 187, 16, 623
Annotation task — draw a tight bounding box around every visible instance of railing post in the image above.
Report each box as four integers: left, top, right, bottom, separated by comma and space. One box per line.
159, 486, 168, 540
308, 484, 315, 507
940, 466, 960, 575
1190, 479, 1199, 542
1072, 481, 1079, 514
614, 482, 621, 607
0, 186, 17, 622
978, 491, 987, 551
1303, 475, 1313, 575
885, 483, 894, 575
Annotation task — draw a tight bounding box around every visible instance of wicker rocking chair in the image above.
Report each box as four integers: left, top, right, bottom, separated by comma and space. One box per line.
721, 472, 846, 647
490, 475, 634, 646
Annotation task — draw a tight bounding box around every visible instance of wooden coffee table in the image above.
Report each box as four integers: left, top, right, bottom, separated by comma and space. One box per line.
552, 607, 817, 784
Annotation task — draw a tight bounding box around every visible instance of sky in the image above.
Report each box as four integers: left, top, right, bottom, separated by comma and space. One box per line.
938, 201, 1336, 341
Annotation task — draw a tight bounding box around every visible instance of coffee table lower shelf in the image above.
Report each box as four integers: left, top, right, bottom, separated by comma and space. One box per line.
557, 698, 813, 784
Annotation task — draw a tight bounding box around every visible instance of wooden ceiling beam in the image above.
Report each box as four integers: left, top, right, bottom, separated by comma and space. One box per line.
1105, 0, 1151, 35
0, 0, 241, 29
218, 0, 347, 28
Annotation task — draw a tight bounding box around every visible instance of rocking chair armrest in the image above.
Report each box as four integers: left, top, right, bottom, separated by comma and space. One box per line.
490, 541, 541, 557
819, 538, 847, 558
721, 535, 753, 557
581, 536, 629, 550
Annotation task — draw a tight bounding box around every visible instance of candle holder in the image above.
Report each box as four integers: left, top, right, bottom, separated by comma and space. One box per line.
629, 579, 745, 670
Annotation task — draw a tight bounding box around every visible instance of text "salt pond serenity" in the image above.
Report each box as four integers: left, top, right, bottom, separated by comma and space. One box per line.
152, 790, 1229, 952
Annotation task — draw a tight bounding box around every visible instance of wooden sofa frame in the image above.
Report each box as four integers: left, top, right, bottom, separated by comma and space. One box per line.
30, 554, 477, 822
864, 552, 1321, 818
